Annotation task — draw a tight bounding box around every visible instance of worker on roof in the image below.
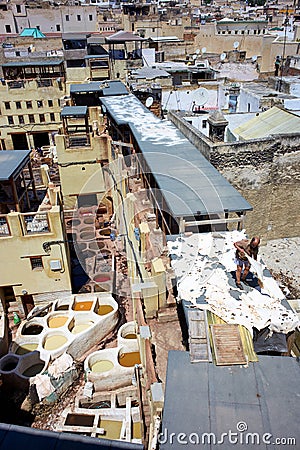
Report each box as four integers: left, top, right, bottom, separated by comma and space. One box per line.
234, 236, 260, 290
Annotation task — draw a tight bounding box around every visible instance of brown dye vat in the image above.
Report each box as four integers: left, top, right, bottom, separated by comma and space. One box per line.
83, 217, 94, 225
48, 316, 68, 328
132, 422, 142, 439
97, 241, 105, 250
55, 304, 69, 311
97, 420, 122, 440
16, 343, 38, 355
22, 363, 44, 377
65, 414, 95, 427
99, 228, 111, 236
22, 324, 43, 335
90, 360, 114, 373
94, 285, 106, 293
88, 242, 99, 251
124, 333, 137, 339
73, 301, 93, 311
97, 304, 113, 315
43, 335, 67, 350
1, 360, 18, 372
94, 275, 110, 283
97, 206, 108, 214
118, 351, 141, 367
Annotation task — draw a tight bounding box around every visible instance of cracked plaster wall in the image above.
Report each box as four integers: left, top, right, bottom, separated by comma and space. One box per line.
169, 111, 300, 240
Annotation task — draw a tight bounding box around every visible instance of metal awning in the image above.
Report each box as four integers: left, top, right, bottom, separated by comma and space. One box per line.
61, 106, 88, 118
0, 150, 31, 181
2, 60, 63, 67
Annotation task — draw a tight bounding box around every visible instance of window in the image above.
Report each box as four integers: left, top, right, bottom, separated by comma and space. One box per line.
77, 15, 81, 21
18, 115, 24, 124
5, 25, 11, 33
8, 116, 14, 125
15, 51, 20, 56
66, 15, 69, 21
37, 100, 43, 108
16, 101, 21, 109
16, 5, 21, 13
28, 114, 35, 123
202, 120, 207, 129
26, 101, 32, 109
4, 102, 10, 110
89, 15, 93, 21
50, 112, 55, 121
48, 99, 53, 107
30, 257, 43, 270
39, 114, 45, 122
56, 24, 61, 32
152, 28, 155, 32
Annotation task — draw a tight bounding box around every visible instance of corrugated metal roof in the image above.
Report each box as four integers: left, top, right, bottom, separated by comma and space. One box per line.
2, 60, 63, 67
61, 106, 88, 117
0, 150, 31, 181
161, 351, 300, 450
101, 94, 252, 217
234, 106, 300, 140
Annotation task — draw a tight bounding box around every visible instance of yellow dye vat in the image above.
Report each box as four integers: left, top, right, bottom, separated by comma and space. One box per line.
118, 351, 141, 368
133, 422, 142, 439
73, 301, 93, 311
97, 420, 122, 440
15, 343, 38, 355
43, 335, 67, 350
97, 305, 113, 315
48, 316, 68, 328
124, 333, 137, 339
90, 360, 114, 373
71, 322, 93, 334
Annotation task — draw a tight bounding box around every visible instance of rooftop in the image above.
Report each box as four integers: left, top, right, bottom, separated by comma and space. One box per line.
101, 94, 252, 217
161, 351, 300, 449
0, 150, 31, 181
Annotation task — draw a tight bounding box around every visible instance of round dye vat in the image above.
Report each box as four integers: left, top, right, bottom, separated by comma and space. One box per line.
73, 301, 93, 311
97, 305, 113, 315
97, 241, 105, 250
88, 242, 99, 251
83, 217, 94, 225
99, 228, 111, 236
94, 275, 110, 283
80, 231, 95, 241
71, 322, 93, 334
22, 363, 44, 378
124, 333, 137, 340
48, 316, 68, 328
43, 335, 67, 351
15, 343, 38, 355
97, 206, 108, 214
1, 358, 18, 372
118, 351, 141, 368
90, 360, 114, 373
22, 324, 43, 336
83, 250, 96, 259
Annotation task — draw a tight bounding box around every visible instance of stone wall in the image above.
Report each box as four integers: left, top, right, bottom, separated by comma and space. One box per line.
168, 111, 300, 240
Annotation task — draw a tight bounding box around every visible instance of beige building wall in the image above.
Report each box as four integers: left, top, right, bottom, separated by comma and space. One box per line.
0, 205, 72, 300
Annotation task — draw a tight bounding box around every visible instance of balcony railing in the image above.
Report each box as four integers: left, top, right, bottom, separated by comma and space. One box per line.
0, 216, 10, 236
23, 212, 50, 234
36, 79, 53, 88
7, 80, 25, 89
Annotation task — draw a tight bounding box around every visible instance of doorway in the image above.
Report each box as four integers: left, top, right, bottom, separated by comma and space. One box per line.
11, 133, 28, 150
32, 132, 50, 149
21, 294, 35, 317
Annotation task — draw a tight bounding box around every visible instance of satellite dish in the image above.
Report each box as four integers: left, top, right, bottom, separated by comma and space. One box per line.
233, 41, 240, 49
252, 55, 257, 62
220, 52, 226, 61
145, 97, 154, 107
192, 88, 209, 107
201, 47, 207, 54
195, 48, 200, 55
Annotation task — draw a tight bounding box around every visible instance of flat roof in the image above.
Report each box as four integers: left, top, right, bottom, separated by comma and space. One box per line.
161, 351, 300, 450
0, 150, 31, 181
61, 106, 88, 117
2, 60, 63, 67
70, 81, 128, 96
62, 33, 90, 40
106, 30, 146, 42
101, 94, 252, 217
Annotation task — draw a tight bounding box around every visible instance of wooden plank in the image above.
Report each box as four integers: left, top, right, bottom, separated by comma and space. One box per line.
188, 309, 212, 363
210, 324, 247, 366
